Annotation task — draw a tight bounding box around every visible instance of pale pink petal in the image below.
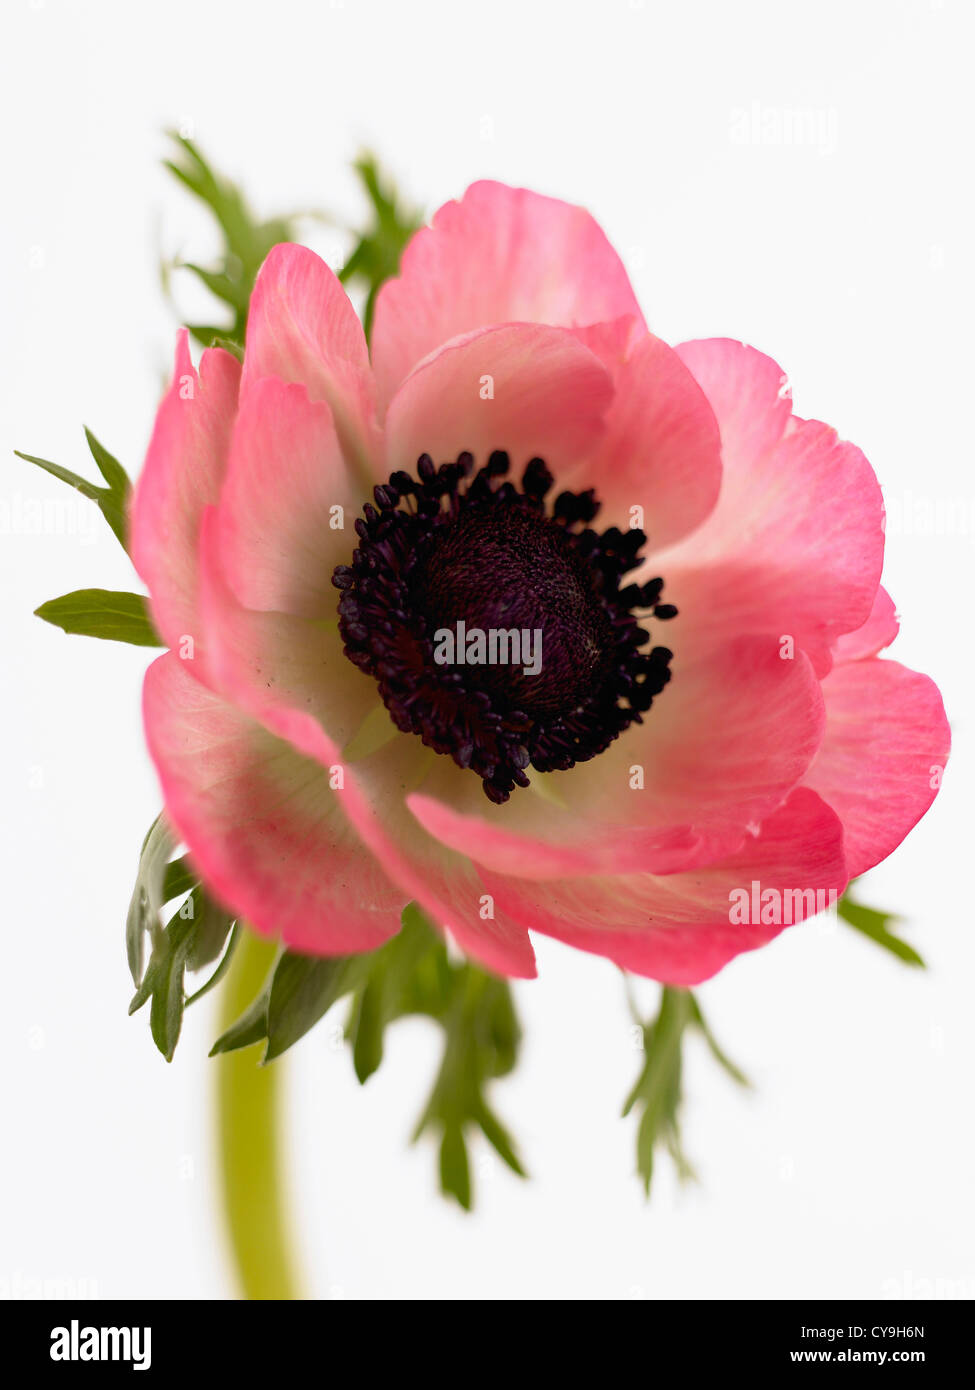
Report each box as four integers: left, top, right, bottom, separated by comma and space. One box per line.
653, 340, 885, 676
194, 525, 537, 977
372, 181, 645, 409
197, 507, 378, 751
484, 788, 847, 985
407, 635, 825, 879
654, 417, 885, 677
675, 338, 793, 496
242, 243, 381, 480
143, 652, 402, 955
383, 323, 613, 480
129, 330, 240, 657
215, 375, 361, 617
802, 658, 950, 878
833, 585, 899, 663
563, 332, 722, 545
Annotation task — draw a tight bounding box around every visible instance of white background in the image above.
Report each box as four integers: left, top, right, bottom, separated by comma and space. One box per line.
1, 0, 973, 1300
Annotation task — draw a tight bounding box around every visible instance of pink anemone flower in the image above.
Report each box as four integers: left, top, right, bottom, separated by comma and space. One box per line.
131, 181, 949, 983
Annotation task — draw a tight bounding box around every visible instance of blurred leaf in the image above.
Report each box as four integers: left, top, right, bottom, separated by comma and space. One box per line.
185, 925, 240, 1007
624, 983, 750, 1196
687, 994, 751, 1089
345, 902, 451, 1082
439, 1124, 471, 1211
35, 589, 160, 646
208, 945, 365, 1061
407, 928, 526, 1207
338, 154, 423, 340
624, 987, 694, 1196
264, 953, 368, 1063
209, 981, 273, 1057
162, 132, 306, 350
838, 890, 925, 968
162, 855, 198, 905
210, 903, 526, 1206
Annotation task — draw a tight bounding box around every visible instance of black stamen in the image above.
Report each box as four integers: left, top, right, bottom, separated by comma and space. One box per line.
332, 451, 676, 803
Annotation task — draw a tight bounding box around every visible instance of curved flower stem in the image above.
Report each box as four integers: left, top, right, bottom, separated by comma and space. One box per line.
215, 929, 301, 1300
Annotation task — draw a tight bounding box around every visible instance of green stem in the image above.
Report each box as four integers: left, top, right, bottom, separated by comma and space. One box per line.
215, 930, 301, 1299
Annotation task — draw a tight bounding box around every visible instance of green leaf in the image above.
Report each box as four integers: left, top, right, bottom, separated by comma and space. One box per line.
126, 816, 176, 986
264, 953, 366, 1063
624, 987, 695, 1196
343, 903, 527, 1206
345, 903, 451, 1083
34, 589, 161, 646
687, 994, 751, 1088
185, 924, 240, 1007
208, 945, 364, 1061
410, 945, 527, 1202
162, 855, 197, 903
838, 892, 925, 967
83, 428, 130, 496
209, 982, 273, 1056
439, 1124, 471, 1211
162, 132, 309, 351
129, 912, 195, 1062
624, 983, 751, 1196
338, 154, 423, 342
13, 427, 131, 551
130, 885, 236, 1062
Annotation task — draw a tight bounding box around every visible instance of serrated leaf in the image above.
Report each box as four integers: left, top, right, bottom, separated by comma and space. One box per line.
838, 893, 925, 967
35, 589, 161, 646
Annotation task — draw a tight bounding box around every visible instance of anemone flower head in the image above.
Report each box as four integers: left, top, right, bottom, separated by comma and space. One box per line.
131, 181, 949, 983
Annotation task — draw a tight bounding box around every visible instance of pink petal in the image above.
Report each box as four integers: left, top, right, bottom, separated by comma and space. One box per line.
802, 658, 950, 878
194, 522, 537, 977
407, 635, 825, 879
242, 243, 382, 480
197, 506, 377, 752
143, 652, 402, 955
383, 323, 613, 480
483, 788, 847, 985
129, 331, 240, 657
371, 181, 646, 410
675, 338, 793, 494
654, 410, 885, 677
567, 332, 722, 546
832, 585, 899, 662
215, 375, 361, 617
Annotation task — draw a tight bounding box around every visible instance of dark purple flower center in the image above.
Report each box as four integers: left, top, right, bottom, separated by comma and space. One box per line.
332, 450, 675, 804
